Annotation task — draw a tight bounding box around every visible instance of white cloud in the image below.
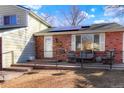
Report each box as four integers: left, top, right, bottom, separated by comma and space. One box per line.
94, 20, 106, 24
107, 17, 124, 25
80, 11, 95, 19
93, 17, 124, 26
104, 6, 124, 17
80, 11, 89, 18
108, 18, 120, 23
24, 5, 42, 10
91, 8, 96, 12
33, 10, 38, 14
89, 14, 95, 18
40, 13, 46, 17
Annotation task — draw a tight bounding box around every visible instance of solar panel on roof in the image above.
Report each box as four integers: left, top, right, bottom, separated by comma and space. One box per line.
49, 26, 81, 32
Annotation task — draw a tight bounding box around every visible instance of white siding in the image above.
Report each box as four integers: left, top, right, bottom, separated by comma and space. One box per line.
0, 5, 28, 28
2, 14, 48, 68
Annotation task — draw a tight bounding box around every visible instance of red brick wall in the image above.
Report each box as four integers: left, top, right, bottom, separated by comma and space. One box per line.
105, 32, 123, 63
35, 32, 124, 63
35, 36, 44, 59
35, 35, 71, 60
53, 35, 71, 61
0, 37, 2, 70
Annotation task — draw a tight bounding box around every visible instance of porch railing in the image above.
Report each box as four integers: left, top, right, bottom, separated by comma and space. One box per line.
40, 50, 124, 70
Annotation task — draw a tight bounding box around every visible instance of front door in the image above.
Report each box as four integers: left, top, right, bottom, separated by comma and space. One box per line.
44, 36, 53, 58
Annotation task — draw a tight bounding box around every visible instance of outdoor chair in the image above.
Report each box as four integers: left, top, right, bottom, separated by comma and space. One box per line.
101, 49, 115, 70
67, 51, 77, 63
80, 50, 96, 63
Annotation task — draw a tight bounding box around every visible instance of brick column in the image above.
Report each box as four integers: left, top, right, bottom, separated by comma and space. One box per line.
35, 36, 44, 59
105, 32, 123, 63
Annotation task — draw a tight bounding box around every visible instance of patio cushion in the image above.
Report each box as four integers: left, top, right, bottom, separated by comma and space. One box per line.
80, 51, 86, 58
86, 54, 94, 59
67, 51, 76, 58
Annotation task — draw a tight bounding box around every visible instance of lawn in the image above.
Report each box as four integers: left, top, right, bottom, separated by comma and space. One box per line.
0, 69, 124, 88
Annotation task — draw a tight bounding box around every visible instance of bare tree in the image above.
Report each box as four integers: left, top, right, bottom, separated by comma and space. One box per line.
41, 13, 55, 25
41, 6, 88, 27
60, 6, 87, 26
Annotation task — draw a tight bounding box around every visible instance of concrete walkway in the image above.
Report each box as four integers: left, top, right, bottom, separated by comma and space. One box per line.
0, 71, 24, 81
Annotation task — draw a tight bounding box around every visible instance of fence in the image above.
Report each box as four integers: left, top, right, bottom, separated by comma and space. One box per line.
40, 50, 123, 70
41, 50, 123, 63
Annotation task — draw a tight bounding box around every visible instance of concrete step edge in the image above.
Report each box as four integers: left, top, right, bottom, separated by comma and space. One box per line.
3, 67, 33, 72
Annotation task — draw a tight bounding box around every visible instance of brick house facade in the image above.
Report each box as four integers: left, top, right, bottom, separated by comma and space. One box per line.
35, 35, 71, 60
105, 32, 123, 63
35, 31, 124, 63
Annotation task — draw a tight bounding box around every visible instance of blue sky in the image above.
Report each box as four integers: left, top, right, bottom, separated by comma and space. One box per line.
40, 5, 105, 25
24, 5, 124, 27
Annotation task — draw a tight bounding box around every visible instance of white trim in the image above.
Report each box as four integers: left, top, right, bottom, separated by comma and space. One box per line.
1, 35, 3, 68
2, 28, 26, 35
71, 35, 76, 51
99, 33, 105, 51
123, 32, 124, 63
81, 35, 83, 50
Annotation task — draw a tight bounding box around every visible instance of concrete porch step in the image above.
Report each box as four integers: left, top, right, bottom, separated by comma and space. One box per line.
3, 66, 33, 72
11, 63, 37, 67
83, 66, 124, 70
83, 64, 124, 68
11, 63, 124, 70
33, 59, 57, 62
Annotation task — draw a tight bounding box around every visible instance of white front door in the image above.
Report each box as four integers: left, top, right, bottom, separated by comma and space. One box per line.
44, 36, 53, 58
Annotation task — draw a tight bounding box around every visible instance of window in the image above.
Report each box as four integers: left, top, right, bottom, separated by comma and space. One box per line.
81, 34, 94, 50
4, 15, 16, 25
76, 35, 81, 51
94, 34, 100, 51
75, 34, 100, 51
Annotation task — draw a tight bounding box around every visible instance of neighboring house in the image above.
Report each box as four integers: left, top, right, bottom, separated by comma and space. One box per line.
0, 5, 51, 69
34, 23, 124, 64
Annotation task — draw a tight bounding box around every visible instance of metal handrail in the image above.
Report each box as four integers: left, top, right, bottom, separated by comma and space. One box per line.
41, 50, 121, 70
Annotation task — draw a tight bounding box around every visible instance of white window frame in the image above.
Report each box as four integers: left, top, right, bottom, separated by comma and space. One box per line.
3, 15, 17, 26
71, 35, 76, 51
99, 33, 105, 51
72, 33, 105, 51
